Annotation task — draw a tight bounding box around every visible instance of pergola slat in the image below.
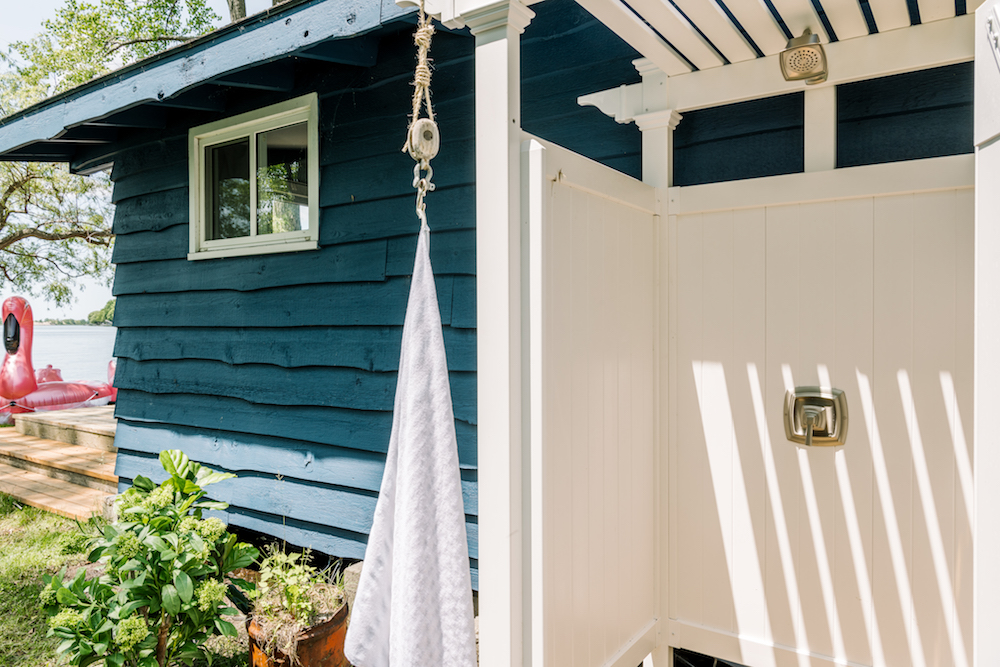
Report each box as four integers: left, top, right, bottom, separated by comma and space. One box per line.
918, 0, 957, 23
575, 0, 693, 75
715, 0, 788, 55
768, 0, 827, 41
816, 0, 871, 41
671, 0, 758, 63
868, 0, 912, 32
627, 0, 725, 69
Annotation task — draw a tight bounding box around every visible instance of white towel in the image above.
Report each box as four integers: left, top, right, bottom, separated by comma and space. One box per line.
345, 224, 477, 667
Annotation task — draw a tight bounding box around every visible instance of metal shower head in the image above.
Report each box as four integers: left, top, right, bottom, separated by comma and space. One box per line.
780, 28, 828, 85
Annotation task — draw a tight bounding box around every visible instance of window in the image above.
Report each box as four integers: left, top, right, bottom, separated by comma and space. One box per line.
189, 94, 319, 260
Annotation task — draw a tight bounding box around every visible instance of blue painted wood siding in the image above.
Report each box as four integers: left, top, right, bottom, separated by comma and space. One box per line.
109, 0, 640, 592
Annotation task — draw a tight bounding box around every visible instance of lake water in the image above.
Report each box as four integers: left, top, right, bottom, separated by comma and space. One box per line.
31, 326, 117, 383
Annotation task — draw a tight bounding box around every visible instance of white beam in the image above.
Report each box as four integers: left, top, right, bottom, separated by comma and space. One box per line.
666, 12, 973, 111
804, 86, 836, 172
573, 0, 692, 76
465, 3, 533, 667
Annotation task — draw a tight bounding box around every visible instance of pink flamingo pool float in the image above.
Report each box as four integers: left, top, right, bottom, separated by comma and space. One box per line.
0, 296, 116, 424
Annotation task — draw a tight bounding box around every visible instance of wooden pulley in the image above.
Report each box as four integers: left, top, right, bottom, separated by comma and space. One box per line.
407, 118, 440, 162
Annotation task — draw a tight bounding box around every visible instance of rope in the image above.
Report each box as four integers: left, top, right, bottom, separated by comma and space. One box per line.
404, 0, 437, 229
410, 18, 435, 124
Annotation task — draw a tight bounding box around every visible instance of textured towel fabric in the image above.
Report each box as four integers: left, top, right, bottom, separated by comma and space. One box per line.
344, 224, 477, 667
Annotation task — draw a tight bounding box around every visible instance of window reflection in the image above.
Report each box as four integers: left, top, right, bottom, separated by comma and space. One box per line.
257, 122, 309, 235
206, 138, 251, 240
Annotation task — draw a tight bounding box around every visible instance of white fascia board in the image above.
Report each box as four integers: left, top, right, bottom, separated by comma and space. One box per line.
580, 13, 974, 120
0, 0, 382, 156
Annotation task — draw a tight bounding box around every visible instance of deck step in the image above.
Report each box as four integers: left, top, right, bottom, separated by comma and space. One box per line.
0, 430, 117, 493
0, 459, 112, 520
15, 406, 117, 452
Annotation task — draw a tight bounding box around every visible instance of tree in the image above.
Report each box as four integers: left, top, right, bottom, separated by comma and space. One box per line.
0, 0, 222, 305
88, 298, 115, 325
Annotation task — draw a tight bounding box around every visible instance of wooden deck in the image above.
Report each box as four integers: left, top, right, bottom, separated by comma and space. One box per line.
0, 407, 117, 520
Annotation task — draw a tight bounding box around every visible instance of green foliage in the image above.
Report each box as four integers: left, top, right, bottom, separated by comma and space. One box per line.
39, 450, 259, 667
0, 494, 100, 667
0, 0, 220, 304
9, 0, 220, 96
88, 298, 115, 325
251, 546, 345, 662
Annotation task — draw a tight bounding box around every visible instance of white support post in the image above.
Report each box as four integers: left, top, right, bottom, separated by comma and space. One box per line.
804, 86, 836, 172
635, 110, 682, 188
465, 3, 534, 667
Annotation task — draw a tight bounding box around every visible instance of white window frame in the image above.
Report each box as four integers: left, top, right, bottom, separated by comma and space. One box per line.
188, 93, 320, 260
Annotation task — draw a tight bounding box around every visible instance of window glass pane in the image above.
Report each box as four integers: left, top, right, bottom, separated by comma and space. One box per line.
207, 138, 251, 240
257, 122, 309, 235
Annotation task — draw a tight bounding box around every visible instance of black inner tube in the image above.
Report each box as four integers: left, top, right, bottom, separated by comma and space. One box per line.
4, 313, 19, 354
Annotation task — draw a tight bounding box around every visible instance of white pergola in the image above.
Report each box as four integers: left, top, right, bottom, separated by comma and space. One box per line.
397, 1, 996, 665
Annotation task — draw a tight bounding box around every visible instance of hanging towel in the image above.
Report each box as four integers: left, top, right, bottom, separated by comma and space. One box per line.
345, 224, 477, 667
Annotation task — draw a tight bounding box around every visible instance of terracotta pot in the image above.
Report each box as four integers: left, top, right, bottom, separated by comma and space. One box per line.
248, 603, 349, 667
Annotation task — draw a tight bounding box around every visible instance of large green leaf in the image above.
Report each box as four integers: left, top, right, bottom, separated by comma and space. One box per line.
214, 618, 237, 637
162, 584, 181, 615
132, 476, 155, 492
159, 450, 191, 478
195, 469, 236, 487
56, 587, 78, 604
105, 654, 124, 667
175, 571, 194, 603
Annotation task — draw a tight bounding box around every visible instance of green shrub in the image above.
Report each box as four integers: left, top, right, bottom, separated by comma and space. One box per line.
39, 450, 258, 667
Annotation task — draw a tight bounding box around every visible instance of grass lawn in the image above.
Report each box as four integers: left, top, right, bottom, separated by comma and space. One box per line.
0, 494, 97, 667
0, 494, 250, 667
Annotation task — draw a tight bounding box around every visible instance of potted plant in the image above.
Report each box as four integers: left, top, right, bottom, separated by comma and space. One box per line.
247, 545, 348, 667
39, 449, 259, 667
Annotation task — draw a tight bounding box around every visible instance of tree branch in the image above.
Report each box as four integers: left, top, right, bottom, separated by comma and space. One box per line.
0, 227, 112, 251
105, 35, 196, 57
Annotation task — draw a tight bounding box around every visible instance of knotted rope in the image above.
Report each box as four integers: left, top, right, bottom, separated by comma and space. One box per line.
409, 14, 435, 125
404, 0, 438, 229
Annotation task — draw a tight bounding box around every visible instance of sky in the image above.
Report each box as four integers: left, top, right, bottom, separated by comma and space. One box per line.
1, 0, 277, 319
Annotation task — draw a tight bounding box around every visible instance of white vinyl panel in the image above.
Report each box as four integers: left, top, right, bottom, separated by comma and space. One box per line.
767, 0, 826, 41
698, 210, 737, 635
763, 203, 805, 651
628, 0, 725, 69
718, 0, 789, 55
909, 190, 961, 667
545, 177, 575, 666
671, 0, 758, 62
729, 207, 768, 643
817, 0, 870, 41
872, 193, 919, 666
867, 0, 912, 32
630, 204, 658, 630
917, 0, 957, 23
794, 201, 842, 662
831, 197, 876, 667
602, 198, 623, 656
952, 188, 974, 665
568, 186, 593, 665
675, 213, 706, 626
585, 194, 608, 662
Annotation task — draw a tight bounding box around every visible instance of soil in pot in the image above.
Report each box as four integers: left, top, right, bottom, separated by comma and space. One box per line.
248, 603, 349, 667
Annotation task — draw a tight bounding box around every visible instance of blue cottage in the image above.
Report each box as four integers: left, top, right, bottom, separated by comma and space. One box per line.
0, 0, 641, 593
